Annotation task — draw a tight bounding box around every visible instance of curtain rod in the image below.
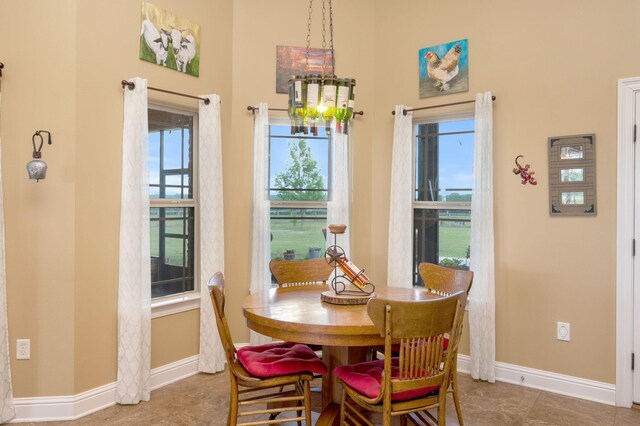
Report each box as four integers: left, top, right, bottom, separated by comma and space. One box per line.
0, 62, 4, 77
391, 95, 496, 116
247, 106, 287, 113
121, 80, 210, 105
247, 105, 364, 116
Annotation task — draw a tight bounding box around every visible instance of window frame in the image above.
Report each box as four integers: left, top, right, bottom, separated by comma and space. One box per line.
268, 118, 333, 205
267, 118, 332, 263
412, 112, 474, 287
148, 102, 201, 318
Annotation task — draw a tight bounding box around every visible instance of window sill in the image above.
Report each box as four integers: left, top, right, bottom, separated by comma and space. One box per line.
151, 292, 201, 319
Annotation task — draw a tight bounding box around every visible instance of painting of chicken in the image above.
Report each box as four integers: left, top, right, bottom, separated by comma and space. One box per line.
419, 39, 469, 98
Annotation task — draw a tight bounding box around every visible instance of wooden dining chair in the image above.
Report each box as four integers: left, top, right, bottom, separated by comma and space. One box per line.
419, 262, 474, 425
269, 258, 333, 288
208, 272, 327, 426
418, 262, 474, 297
335, 291, 466, 426
269, 258, 333, 359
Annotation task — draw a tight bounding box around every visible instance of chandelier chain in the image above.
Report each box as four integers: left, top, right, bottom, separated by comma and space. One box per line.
321, 0, 327, 75
329, 0, 335, 75
306, 0, 313, 71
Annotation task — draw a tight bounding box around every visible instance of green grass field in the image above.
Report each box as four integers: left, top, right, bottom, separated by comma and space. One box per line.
438, 225, 470, 258
271, 218, 327, 260
269, 218, 470, 261
150, 208, 469, 265
150, 210, 191, 265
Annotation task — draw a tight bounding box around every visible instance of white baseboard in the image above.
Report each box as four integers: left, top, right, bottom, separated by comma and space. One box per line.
10, 355, 200, 423
8, 353, 617, 422
457, 354, 616, 406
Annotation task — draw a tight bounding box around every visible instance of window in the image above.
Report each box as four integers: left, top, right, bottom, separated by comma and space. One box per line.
148, 106, 198, 299
413, 117, 474, 286
268, 123, 331, 262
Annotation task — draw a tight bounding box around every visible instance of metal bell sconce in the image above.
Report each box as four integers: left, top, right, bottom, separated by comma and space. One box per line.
27, 130, 52, 182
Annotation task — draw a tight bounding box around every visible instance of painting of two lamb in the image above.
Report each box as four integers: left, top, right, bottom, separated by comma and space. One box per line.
139, 1, 201, 77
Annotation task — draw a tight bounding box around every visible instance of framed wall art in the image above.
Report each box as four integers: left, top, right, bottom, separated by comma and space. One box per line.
418, 38, 469, 99
140, 1, 201, 77
275, 45, 332, 93
548, 134, 596, 216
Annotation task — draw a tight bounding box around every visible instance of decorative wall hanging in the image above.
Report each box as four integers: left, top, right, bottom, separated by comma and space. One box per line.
276, 46, 332, 94
27, 130, 53, 182
419, 39, 469, 99
139, 1, 201, 77
548, 134, 596, 216
512, 155, 537, 185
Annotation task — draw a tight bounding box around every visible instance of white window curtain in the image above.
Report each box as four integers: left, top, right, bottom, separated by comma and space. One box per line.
327, 130, 351, 257
117, 77, 151, 404
0, 74, 16, 423
469, 91, 496, 382
249, 103, 271, 346
387, 106, 414, 288
197, 94, 226, 373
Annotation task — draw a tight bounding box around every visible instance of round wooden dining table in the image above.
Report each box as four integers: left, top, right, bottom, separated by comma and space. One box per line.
242, 284, 439, 426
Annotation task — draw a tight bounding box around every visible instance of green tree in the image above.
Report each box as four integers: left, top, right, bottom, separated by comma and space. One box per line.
274, 139, 325, 201
445, 192, 472, 202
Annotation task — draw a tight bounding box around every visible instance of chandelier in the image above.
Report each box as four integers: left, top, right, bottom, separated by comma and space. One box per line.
288, 0, 355, 136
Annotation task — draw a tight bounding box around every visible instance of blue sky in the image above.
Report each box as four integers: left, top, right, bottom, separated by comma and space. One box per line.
148, 129, 192, 198
269, 124, 330, 189
268, 119, 474, 198
147, 120, 473, 199
416, 119, 474, 198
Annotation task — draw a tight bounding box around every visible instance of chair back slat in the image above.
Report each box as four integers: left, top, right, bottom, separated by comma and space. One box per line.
419, 262, 474, 299
269, 258, 333, 287
398, 336, 445, 380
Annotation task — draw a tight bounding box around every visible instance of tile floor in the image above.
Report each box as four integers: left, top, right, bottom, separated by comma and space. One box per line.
14, 371, 640, 425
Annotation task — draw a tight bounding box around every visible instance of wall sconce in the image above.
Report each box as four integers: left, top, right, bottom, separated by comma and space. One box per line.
27, 130, 52, 182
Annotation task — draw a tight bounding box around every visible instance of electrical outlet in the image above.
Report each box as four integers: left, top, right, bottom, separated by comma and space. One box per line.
16, 339, 30, 360
557, 322, 571, 342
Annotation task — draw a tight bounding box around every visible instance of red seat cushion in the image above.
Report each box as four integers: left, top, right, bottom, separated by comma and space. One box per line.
334, 359, 439, 401
237, 341, 328, 378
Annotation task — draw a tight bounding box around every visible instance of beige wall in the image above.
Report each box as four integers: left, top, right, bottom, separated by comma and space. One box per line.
72, 0, 233, 394
370, 0, 640, 383
0, 0, 77, 397
0, 0, 233, 396
0, 0, 637, 399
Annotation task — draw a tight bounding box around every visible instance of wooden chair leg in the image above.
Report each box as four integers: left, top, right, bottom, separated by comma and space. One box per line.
438, 405, 446, 426
438, 394, 447, 426
340, 388, 346, 425
304, 380, 312, 425
451, 359, 463, 425
229, 381, 238, 426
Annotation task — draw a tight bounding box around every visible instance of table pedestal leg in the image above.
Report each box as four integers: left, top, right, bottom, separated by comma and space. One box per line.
317, 345, 369, 426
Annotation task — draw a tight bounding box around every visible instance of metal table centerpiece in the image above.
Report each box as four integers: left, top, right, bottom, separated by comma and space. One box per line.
321, 224, 375, 305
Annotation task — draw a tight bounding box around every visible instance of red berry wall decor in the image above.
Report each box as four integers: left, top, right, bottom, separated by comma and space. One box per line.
513, 155, 537, 185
